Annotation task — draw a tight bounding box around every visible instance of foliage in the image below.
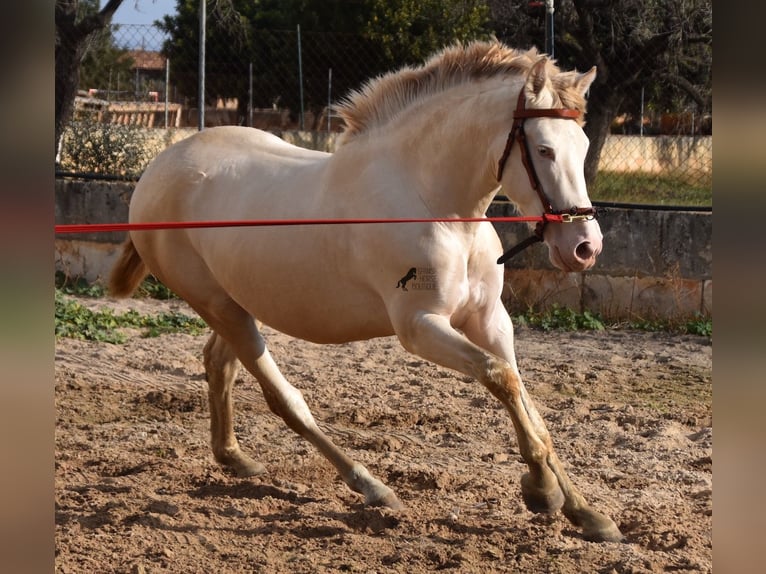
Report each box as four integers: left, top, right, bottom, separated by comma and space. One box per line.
485, 0, 712, 184
517, 0, 713, 115
55, 290, 127, 343
513, 305, 605, 332
55, 272, 177, 300
78, 1, 134, 96
513, 305, 712, 338
364, 0, 491, 65
157, 0, 491, 124
55, 289, 207, 344
56, 0, 127, 157
157, 0, 380, 123
58, 120, 161, 176
626, 313, 712, 338
55, 271, 106, 297
685, 316, 712, 338
135, 276, 178, 300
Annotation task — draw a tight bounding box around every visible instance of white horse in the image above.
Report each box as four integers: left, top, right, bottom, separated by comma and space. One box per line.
109, 41, 622, 542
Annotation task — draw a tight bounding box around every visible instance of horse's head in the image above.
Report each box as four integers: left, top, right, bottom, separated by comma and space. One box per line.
498, 58, 601, 272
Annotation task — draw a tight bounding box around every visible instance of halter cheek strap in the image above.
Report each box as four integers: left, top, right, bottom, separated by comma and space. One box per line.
496, 90, 597, 265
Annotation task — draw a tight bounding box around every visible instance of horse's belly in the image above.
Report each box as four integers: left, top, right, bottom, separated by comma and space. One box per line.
241, 283, 395, 344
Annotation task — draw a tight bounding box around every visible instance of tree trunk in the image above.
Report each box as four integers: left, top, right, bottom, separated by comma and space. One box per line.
55, 36, 86, 160
55, 0, 124, 161
582, 85, 622, 187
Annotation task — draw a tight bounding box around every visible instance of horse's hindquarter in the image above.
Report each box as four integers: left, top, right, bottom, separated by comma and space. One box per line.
130, 127, 396, 343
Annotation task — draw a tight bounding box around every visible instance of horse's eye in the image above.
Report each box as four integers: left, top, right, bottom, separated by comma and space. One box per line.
538, 146, 555, 159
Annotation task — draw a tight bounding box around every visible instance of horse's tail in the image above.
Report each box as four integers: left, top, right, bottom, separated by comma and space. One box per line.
108, 237, 149, 298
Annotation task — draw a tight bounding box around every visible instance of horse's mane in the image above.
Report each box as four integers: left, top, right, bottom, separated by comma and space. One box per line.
335, 40, 587, 146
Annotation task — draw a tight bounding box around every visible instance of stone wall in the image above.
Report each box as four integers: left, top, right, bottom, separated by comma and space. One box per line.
488, 202, 712, 321
55, 180, 712, 321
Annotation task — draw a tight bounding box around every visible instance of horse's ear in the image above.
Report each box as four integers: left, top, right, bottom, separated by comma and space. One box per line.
575, 66, 597, 97
525, 57, 550, 97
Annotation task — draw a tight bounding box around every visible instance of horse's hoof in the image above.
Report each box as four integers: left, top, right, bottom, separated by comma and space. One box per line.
234, 460, 268, 478
563, 507, 624, 542
217, 451, 267, 477
366, 489, 404, 511
582, 515, 624, 543
520, 472, 564, 514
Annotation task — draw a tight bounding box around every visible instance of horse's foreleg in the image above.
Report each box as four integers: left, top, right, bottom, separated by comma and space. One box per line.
243, 343, 403, 509
481, 358, 622, 542
203, 332, 266, 477
465, 309, 623, 541
399, 311, 623, 542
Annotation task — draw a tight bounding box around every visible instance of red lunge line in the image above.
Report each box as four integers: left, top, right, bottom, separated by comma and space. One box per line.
54, 215, 564, 234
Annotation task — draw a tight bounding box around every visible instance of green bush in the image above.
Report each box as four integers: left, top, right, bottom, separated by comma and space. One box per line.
57, 120, 161, 177
55, 289, 207, 343
513, 305, 605, 332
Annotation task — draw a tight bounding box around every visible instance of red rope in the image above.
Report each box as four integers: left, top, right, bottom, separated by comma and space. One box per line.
54, 215, 564, 234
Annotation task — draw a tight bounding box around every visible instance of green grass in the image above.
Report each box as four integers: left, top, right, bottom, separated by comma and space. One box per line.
624, 313, 712, 337
134, 276, 178, 300
590, 171, 712, 206
55, 274, 203, 343
513, 305, 605, 332
512, 304, 712, 338
55, 289, 207, 343
55, 271, 178, 300
55, 272, 106, 297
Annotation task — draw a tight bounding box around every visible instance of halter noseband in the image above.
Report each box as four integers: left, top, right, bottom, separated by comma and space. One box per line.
496, 90, 597, 265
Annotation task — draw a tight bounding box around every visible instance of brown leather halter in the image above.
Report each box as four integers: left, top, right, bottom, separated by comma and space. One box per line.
496, 90, 597, 264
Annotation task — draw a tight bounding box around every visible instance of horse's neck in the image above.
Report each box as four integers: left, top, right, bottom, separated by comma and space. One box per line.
384, 79, 520, 218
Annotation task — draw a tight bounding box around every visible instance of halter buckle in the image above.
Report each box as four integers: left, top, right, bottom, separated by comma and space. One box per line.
561, 212, 595, 223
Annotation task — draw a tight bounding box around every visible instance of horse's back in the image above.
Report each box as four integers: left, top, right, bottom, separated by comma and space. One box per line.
167, 125, 326, 160
133, 126, 328, 209
129, 126, 331, 242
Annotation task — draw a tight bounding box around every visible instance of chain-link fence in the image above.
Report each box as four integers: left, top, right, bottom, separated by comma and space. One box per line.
57, 23, 711, 203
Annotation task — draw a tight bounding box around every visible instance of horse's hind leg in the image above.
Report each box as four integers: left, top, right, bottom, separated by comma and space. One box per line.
198, 298, 402, 509
203, 331, 266, 477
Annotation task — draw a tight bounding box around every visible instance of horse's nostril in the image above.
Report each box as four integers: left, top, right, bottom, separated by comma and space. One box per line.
575, 241, 594, 261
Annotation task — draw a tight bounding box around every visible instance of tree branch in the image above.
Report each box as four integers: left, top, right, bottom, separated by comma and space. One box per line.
75, 0, 125, 39
659, 73, 708, 109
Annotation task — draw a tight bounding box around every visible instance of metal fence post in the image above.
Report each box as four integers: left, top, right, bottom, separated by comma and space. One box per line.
164, 58, 170, 129
327, 68, 332, 133
249, 62, 253, 127
545, 0, 555, 58
297, 24, 304, 131
198, 0, 206, 131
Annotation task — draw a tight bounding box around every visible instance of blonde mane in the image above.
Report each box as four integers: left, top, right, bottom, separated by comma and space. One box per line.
335, 40, 587, 146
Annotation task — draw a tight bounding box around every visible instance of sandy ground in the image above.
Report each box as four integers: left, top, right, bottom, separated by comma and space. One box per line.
55, 295, 711, 573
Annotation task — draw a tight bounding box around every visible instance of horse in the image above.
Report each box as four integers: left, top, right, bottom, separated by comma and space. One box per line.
109, 40, 622, 542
